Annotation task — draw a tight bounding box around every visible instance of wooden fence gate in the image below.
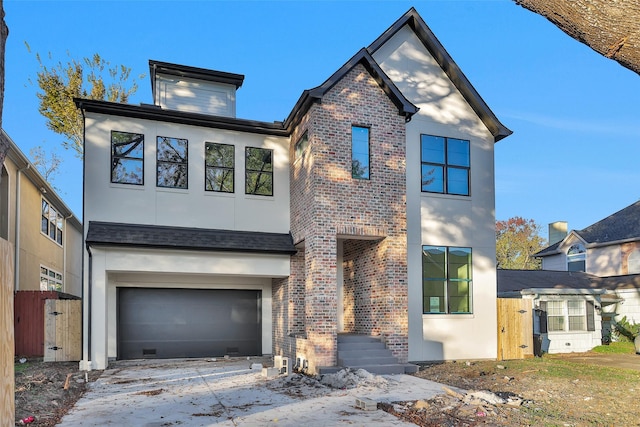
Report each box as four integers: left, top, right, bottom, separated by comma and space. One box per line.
1, 239, 15, 424
44, 299, 81, 362
497, 298, 534, 360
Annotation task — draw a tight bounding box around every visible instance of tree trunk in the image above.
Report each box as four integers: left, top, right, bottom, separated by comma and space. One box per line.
0, 0, 8, 166
515, 0, 640, 76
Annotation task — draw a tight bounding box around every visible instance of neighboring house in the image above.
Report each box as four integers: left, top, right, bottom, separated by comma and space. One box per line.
512, 200, 640, 351
0, 130, 82, 297
76, 8, 512, 372
536, 201, 640, 276
497, 269, 607, 354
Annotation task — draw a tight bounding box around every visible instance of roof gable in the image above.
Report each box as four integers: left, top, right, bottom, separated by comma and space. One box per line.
284, 48, 418, 131
368, 8, 512, 142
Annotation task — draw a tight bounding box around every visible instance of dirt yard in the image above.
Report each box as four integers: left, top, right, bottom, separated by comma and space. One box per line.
14, 359, 101, 426
14, 352, 640, 426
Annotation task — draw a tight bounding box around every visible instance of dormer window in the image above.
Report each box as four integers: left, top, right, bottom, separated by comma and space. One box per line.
628, 250, 640, 274
567, 244, 586, 272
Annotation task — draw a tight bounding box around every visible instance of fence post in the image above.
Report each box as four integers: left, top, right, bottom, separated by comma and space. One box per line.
0, 239, 15, 425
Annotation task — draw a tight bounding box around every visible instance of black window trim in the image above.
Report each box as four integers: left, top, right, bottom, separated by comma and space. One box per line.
422, 245, 473, 315
111, 130, 145, 186
420, 134, 470, 196
205, 141, 235, 193
245, 146, 274, 197
351, 125, 371, 180
294, 131, 309, 160
156, 135, 189, 189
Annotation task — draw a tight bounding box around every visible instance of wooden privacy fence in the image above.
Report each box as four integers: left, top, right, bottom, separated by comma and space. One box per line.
497, 298, 534, 360
44, 299, 82, 362
1, 239, 15, 425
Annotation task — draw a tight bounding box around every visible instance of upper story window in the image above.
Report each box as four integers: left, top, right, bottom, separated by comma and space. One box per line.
628, 250, 640, 274
567, 244, 586, 272
41, 199, 63, 245
111, 131, 144, 185
294, 132, 309, 160
421, 135, 470, 196
351, 126, 370, 179
205, 142, 234, 193
245, 147, 273, 196
156, 136, 188, 189
40, 265, 62, 292
422, 246, 472, 314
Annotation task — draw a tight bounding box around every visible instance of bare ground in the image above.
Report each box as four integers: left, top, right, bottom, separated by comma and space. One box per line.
14, 352, 640, 426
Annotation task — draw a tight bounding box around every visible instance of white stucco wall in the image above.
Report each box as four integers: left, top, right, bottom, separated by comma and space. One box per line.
373, 25, 498, 362
83, 113, 290, 233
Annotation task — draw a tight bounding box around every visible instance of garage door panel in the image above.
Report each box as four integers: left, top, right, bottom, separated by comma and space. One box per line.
118, 288, 261, 360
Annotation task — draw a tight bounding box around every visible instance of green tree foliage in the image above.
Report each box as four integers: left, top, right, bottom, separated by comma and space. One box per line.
496, 216, 547, 270
29, 47, 142, 157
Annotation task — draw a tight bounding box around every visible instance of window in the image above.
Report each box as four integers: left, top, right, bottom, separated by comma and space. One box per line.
245, 147, 273, 196
422, 246, 472, 314
351, 126, 370, 179
205, 142, 234, 193
567, 244, 586, 272
40, 266, 62, 292
41, 199, 63, 245
294, 132, 309, 160
545, 300, 588, 332
628, 250, 640, 274
157, 136, 188, 188
111, 131, 144, 185
421, 135, 470, 195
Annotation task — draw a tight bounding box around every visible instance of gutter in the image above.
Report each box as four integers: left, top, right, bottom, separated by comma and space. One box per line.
14, 164, 30, 291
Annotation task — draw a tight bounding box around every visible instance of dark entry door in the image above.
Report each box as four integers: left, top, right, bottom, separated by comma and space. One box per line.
118, 288, 261, 359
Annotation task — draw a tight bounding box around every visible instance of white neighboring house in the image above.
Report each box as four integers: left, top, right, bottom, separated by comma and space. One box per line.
534, 201, 640, 345
77, 8, 512, 372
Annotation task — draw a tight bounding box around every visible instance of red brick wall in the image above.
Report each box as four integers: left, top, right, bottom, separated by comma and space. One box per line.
274, 63, 408, 371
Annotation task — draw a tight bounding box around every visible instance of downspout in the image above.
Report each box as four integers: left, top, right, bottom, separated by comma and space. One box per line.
63, 215, 72, 293
14, 164, 30, 292
86, 244, 92, 369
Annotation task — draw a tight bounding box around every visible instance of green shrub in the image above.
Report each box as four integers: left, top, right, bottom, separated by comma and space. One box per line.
612, 316, 640, 342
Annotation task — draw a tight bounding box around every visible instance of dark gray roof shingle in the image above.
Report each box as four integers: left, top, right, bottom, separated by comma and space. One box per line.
86, 221, 297, 255
497, 269, 603, 294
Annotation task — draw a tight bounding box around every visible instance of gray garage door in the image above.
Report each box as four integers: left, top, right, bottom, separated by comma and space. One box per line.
117, 288, 261, 360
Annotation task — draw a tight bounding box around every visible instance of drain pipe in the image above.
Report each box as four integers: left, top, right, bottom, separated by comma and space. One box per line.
14, 164, 30, 292
83, 244, 93, 370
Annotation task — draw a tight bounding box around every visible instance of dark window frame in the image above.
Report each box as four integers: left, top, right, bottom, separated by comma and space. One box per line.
422, 245, 473, 314
156, 135, 189, 189
294, 131, 309, 160
205, 142, 235, 193
351, 125, 370, 180
420, 134, 470, 196
111, 130, 145, 185
245, 146, 273, 196
40, 198, 63, 246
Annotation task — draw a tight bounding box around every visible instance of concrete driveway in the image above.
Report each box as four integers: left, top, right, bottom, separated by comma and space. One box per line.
57, 357, 449, 426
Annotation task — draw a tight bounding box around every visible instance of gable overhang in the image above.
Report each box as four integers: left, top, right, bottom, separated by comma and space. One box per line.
367, 8, 512, 143
535, 230, 589, 257
284, 48, 419, 132
75, 99, 288, 137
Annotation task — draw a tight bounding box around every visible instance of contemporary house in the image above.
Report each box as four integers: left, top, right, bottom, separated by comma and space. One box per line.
0, 130, 82, 296
76, 8, 511, 372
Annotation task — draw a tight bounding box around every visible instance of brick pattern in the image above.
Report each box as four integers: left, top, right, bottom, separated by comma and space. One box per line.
273, 63, 408, 372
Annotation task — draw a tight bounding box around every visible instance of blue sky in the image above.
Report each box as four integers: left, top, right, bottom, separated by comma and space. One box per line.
4, 0, 640, 236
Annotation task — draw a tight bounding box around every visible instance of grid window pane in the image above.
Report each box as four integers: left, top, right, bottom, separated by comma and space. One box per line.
112, 131, 144, 185
156, 136, 188, 189
423, 246, 472, 314
245, 147, 273, 196
205, 142, 235, 193
421, 135, 470, 196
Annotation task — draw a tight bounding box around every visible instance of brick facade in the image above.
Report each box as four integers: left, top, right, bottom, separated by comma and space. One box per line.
621, 242, 640, 274
272, 63, 408, 372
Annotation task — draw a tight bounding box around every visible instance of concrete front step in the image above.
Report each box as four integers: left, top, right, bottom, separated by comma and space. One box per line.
338, 356, 399, 366
337, 334, 383, 343
337, 341, 386, 351
338, 348, 393, 358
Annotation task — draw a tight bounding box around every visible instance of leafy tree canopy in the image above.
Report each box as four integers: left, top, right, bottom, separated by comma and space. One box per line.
27, 45, 142, 157
496, 216, 547, 270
